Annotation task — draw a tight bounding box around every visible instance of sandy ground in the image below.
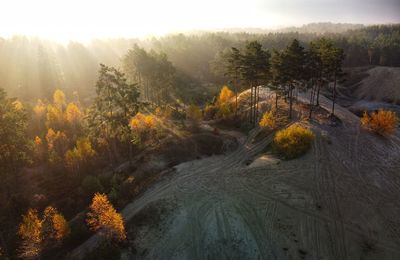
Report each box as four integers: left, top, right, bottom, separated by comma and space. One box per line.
71, 90, 400, 260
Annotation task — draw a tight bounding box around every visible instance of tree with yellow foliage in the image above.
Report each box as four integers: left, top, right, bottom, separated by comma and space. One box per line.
18, 209, 42, 259
53, 89, 66, 111
217, 86, 235, 118
46, 128, 68, 163
361, 110, 398, 135
87, 193, 126, 241
33, 99, 46, 117
129, 112, 158, 132
259, 110, 276, 129
46, 104, 64, 129
64, 102, 82, 126
18, 207, 69, 258
33, 99, 47, 131
13, 100, 24, 110
65, 138, 96, 172
42, 206, 69, 247
33, 136, 44, 162
218, 86, 235, 104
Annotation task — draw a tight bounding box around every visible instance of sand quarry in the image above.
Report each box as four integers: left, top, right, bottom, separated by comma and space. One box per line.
71, 87, 400, 260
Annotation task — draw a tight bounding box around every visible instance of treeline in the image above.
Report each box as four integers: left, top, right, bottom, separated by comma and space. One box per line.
212, 37, 344, 123
0, 24, 399, 102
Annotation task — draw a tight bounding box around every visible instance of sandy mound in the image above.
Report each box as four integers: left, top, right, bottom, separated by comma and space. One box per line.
247, 154, 280, 168
350, 66, 400, 104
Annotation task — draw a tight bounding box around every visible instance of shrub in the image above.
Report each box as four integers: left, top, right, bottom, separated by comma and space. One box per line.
217, 102, 234, 119
361, 110, 398, 135
274, 125, 314, 159
204, 104, 218, 120
259, 110, 276, 129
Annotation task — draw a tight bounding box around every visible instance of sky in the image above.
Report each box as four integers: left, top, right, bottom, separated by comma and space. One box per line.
0, 0, 399, 42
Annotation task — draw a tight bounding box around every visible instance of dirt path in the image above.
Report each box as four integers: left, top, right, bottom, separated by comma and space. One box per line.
71, 91, 400, 260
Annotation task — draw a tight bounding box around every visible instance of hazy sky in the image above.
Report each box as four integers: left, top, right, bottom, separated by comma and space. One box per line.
0, 0, 399, 42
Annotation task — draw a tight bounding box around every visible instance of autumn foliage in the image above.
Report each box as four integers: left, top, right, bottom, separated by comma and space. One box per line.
18, 209, 42, 259
86, 193, 126, 241
361, 110, 398, 135
64, 138, 96, 171
42, 206, 70, 245
259, 110, 276, 129
274, 125, 315, 159
217, 86, 234, 118
18, 207, 69, 258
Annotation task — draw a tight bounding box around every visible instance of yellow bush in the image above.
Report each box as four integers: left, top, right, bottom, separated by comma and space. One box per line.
361, 110, 398, 135
274, 125, 314, 159
259, 111, 276, 129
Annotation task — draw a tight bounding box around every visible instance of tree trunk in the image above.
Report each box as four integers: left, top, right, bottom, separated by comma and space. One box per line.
250, 84, 253, 123
309, 82, 315, 119
331, 72, 337, 116
255, 86, 260, 124
235, 91, 238, 117
289, 85, 293, 119
234, 80, 238, 117
316, 80, 321, 106
129, 141, 133, 170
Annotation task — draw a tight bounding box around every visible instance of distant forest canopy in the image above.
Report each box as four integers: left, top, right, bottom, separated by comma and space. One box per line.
0, 23, 399, 102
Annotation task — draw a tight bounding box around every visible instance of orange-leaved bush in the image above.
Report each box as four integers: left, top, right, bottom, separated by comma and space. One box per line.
274, 125, 314, 159
361, 110, 398, 135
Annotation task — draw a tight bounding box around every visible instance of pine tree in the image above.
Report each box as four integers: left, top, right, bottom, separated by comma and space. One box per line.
240, 41, 270, 124
88, 64, 141, 166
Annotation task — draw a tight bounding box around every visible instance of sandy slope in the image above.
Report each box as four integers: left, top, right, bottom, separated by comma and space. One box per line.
352, 66, 400, 104
71, 91, 400, 260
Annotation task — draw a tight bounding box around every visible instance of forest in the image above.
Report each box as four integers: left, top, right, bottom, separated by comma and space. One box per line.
1, 23, 400, 259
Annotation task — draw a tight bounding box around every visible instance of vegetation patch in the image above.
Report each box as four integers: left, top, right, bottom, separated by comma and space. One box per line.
361, 110, 398, 135
273, 125, 315, 159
